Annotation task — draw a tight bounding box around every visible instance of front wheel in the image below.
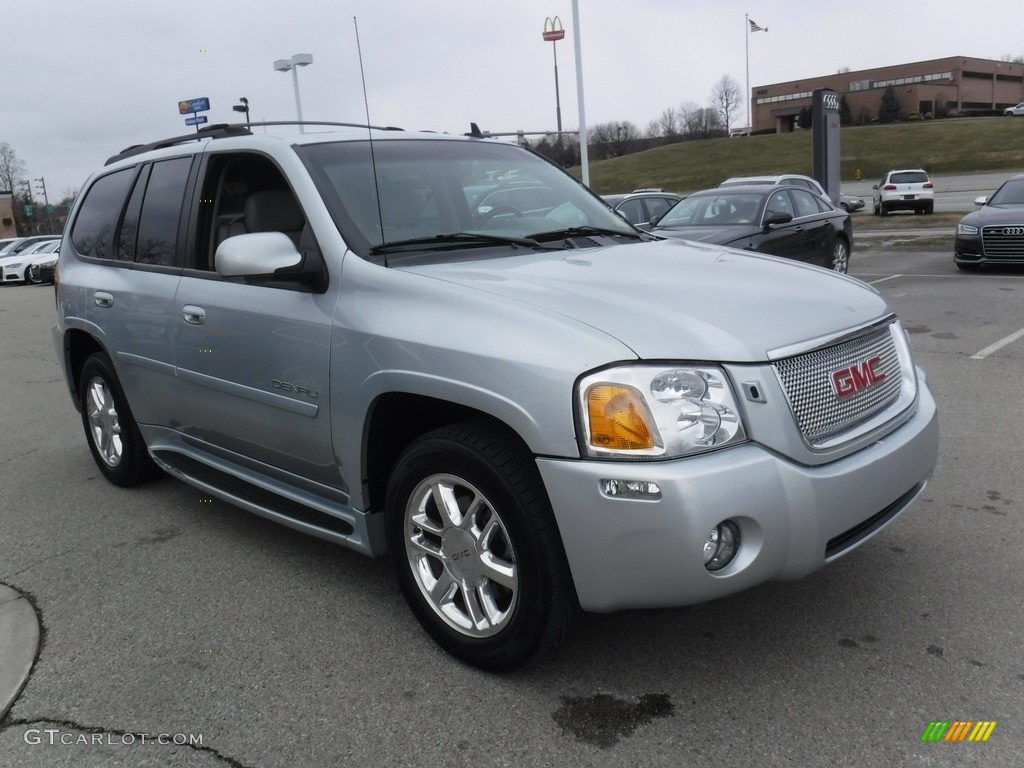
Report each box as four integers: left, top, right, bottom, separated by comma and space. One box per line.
79, 352, 162, 486
831, 239, 850, 273
23, 268, 40, 285
386, 422, 579, 671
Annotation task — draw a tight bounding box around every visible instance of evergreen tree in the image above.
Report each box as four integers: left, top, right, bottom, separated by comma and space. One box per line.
878, 85, 901, 123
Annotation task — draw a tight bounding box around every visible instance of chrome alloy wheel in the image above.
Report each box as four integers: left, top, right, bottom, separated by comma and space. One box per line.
404, 473, 519, 638
832, 240, 850, 273
85, 376, 124, 467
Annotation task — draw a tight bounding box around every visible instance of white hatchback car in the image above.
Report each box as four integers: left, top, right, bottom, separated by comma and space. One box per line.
872, 169, 934, 215
1004, 102, 1024, 116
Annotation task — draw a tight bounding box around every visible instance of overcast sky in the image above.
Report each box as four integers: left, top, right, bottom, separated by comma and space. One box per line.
3, 0, 1022, 200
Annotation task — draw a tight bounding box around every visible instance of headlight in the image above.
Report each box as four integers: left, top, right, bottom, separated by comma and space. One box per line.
578, 365, 747, 459
957, 223, 978, 235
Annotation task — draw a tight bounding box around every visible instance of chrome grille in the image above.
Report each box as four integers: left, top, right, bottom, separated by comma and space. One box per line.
982, 225, 1024, 258
773, 324, 905, 447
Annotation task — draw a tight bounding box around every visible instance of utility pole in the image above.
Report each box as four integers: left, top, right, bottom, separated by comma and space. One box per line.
35, 178, 54, 233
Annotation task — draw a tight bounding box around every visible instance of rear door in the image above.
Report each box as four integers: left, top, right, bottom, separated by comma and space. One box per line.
69, 157, 194, 428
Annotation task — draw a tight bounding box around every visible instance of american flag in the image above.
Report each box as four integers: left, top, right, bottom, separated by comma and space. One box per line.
748, 18, 767, 32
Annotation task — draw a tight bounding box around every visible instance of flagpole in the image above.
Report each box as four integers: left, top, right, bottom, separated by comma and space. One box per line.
745, 14, 751, 131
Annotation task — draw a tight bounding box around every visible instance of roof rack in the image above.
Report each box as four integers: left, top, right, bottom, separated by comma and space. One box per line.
105, 121, 405, 166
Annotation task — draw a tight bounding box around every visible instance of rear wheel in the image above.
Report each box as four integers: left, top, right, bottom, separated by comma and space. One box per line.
386, 421, 579, 671
79, 352, 162, 486
924, 202, 934, 214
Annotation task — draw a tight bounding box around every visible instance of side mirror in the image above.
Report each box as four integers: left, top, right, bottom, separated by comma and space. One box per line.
974, 196, 988, 207
649, 214, 662, 226
871, 184, 879, 190
215, 232, 302, 277
762, 211, 793, 231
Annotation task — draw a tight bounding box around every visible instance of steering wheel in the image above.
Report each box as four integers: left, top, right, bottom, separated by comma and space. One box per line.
474, 205, 524, 225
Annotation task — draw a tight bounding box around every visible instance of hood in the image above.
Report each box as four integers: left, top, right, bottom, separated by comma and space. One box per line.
399, 239, 889, 362
963, 203, 1024, 226
652, 224, 755, 246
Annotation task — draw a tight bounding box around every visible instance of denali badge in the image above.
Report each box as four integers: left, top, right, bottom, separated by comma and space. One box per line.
831, 357, 885, 398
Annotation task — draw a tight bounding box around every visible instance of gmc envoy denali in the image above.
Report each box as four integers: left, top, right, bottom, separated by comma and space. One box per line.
53, 123, 939, 670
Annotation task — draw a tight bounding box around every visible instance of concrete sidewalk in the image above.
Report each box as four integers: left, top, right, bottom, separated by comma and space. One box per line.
0, 585, 40, 721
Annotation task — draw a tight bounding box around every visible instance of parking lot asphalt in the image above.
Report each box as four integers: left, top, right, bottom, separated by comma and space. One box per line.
1, 252, 1022, 767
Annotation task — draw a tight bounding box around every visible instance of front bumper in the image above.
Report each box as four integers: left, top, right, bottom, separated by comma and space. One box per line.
537, 381, 938, 612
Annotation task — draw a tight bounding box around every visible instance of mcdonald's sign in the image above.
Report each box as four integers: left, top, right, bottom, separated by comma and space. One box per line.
543, 16, 565, 42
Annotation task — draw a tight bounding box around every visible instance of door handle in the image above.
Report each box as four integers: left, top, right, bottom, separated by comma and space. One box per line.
93, 291, 113, 308
182, 305, 206, 325
793, 226, 804, 233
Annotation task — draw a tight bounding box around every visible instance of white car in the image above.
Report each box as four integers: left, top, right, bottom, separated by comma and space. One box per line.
24, 242, 61, 284
1, 238, 61, 283
1004, 102, 1024, 116
872, 169, 934, 215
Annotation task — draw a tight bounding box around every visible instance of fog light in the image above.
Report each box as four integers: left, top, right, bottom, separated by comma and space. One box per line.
600, 479, 662, 500
703, 520, 740, 572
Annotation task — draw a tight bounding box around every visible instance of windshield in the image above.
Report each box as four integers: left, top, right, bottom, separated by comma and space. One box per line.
299, 138, 635, 260
657, 193, 763, 227
988, 178, 1024, 206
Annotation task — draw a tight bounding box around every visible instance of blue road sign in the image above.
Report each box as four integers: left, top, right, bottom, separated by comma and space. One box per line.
178, 97, 211, 115
185, 115, 209, 126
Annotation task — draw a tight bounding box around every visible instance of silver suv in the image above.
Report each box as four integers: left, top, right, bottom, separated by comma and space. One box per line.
54, 123, 939, 670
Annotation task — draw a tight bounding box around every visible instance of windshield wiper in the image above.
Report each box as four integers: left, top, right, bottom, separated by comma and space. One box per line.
370, 232, 558, 256
527, 225, 645, 242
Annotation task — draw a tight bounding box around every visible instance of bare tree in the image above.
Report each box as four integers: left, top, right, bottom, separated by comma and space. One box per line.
681, 104, 724, 138
589, 121, 639, 159
0, 142, 28, 194
677, 101, 702, 135
710, 74, 742, 131
656, 108, 678, 138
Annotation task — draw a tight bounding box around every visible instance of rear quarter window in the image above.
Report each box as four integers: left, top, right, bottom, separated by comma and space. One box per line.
70, 168, 135, 260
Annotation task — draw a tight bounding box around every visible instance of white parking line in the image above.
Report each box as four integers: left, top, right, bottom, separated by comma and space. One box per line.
867, 275, 903, 284
971, 327, 1024, 360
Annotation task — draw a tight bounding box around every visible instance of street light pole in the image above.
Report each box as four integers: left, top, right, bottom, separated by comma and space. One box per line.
232, 97, 250, 123
542, 17, 565, 134
273, 54, 314, 132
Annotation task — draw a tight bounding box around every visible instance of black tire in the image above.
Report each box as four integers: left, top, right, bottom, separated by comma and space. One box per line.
24, 268, 40, 285
79, 352, 162, 487
385, 421, 579, 671
924, 202, 934, 214
879, 202, 888, 216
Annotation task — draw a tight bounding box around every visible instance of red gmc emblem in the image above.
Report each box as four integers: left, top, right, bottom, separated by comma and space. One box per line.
831, 356, 886, 398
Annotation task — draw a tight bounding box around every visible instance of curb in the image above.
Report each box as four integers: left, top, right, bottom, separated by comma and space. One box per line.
0, 585, 40, 721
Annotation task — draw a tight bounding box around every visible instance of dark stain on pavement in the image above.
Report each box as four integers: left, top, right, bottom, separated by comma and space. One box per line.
904, 325, 930, 334
553, 693, 674, 748
931, 332, 958, 339
135, 527, 181, 545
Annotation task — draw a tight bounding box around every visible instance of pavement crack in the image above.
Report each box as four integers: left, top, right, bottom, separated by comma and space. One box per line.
11, 546, 81, 578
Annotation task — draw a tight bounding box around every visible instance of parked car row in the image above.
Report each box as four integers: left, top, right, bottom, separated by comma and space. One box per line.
0, 235, 61, 285
604, 173, 854, 273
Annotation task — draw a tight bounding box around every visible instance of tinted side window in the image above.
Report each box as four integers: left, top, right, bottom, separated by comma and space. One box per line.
70, 169, 135, 260
135, 157, 192, 267
792, 189, 821, 218
118, 165, 151, 261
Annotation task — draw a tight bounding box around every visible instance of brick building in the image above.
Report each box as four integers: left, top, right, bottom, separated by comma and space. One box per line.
1, 191, 17, 238
752, 56, 1024, 132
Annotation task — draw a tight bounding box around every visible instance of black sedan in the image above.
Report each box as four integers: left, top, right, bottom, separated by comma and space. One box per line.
954, 174, 1024, 270
648, 185, 853, 272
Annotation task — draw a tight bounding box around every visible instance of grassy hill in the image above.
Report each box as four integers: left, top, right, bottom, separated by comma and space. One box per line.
570, 117, 1024, 194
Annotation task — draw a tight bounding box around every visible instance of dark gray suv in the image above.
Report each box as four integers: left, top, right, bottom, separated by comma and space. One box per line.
54, 123, 939, 670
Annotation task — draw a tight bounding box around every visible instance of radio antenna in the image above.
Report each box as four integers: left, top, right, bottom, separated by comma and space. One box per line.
354, 16, 388, 266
